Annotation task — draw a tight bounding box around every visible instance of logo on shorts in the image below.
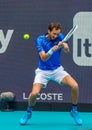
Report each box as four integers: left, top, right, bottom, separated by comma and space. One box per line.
73, 12, 92, 66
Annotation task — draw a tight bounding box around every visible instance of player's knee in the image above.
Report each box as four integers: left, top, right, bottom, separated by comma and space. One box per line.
72, 82, 79, 91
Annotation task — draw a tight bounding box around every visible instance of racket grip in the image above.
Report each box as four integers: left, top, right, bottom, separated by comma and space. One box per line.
48, 49, 54, 55
58, 42, 64, 48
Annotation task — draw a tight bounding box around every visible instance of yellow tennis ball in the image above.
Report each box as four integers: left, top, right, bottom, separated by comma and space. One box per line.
23, 34, 30, 40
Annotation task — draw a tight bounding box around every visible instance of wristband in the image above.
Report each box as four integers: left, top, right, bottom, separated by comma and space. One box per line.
48, 49, 54, 55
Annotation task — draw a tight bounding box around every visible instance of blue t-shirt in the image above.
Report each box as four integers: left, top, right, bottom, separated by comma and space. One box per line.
36, 33, 64, 70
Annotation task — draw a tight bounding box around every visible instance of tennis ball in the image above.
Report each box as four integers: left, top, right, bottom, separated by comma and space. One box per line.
23, 34, 30, 40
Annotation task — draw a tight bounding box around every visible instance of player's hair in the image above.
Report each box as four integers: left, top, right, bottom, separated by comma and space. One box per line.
48, 22, 62, 32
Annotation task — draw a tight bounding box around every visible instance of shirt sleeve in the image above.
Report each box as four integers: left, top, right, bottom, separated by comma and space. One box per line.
58, 33, 65, 41
36, 36, 45, 53
59, 33, 69, 43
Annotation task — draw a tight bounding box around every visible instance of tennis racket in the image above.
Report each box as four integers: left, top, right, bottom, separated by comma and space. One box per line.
61, 25, 78, 42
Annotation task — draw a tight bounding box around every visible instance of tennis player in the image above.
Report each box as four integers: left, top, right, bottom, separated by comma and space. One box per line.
20, 22, 82, 125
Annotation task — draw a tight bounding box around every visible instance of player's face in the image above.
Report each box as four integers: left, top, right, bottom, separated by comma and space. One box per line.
48, 28, 61, 40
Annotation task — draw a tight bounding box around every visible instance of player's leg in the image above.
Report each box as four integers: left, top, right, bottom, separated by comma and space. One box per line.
28, 83, 43, 106
61, 75, 78, 105
20, 68, 49, 125
61, 75, 82, 125
20, 83, 43, 125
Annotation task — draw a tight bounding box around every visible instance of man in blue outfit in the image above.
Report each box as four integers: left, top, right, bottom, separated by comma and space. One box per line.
20, 22, 82, 125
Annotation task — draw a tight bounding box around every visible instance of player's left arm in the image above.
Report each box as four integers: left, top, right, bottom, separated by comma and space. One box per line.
58, 42, 70, 53
58, 33, 69, 53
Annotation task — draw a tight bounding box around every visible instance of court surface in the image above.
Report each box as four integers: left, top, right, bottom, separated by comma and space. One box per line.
0, 111, 92, 130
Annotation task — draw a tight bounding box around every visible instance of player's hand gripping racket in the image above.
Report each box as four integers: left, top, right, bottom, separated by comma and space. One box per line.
61, 25, 78, 42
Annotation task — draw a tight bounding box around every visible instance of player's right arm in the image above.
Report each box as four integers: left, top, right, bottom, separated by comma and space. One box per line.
39, 45, 59, 61
36, 36, 59, 61
39, 51, 50, 61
